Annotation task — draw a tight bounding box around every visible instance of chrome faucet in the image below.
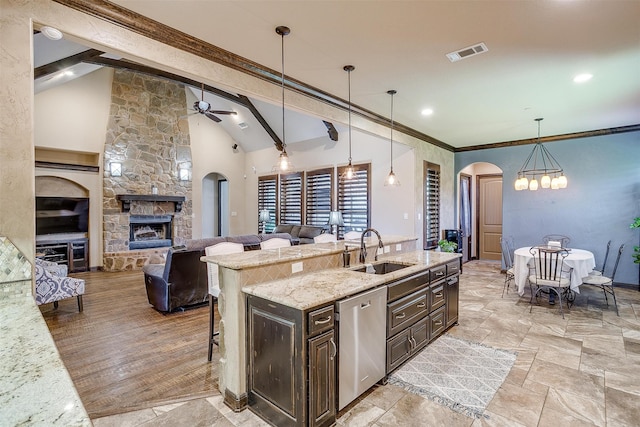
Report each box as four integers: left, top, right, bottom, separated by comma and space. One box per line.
359, 228, 384, 263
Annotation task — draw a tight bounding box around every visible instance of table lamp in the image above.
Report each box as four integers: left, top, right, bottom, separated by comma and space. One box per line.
259, 210, 271, 234
327, 211, 344, 236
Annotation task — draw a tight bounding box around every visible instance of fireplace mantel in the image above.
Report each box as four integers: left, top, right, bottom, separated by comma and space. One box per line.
116, 195, 186, 213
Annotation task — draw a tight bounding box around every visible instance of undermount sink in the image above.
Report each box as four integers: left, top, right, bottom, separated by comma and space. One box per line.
352, 262, 412, 275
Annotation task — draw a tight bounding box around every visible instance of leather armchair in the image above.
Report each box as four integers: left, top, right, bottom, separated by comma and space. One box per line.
143, 247, 208, 312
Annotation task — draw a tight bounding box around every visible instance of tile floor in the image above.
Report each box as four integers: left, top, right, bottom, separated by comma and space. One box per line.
92, 260, 640, 427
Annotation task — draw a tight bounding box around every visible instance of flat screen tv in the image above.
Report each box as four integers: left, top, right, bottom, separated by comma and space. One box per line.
36, 197, 89, 236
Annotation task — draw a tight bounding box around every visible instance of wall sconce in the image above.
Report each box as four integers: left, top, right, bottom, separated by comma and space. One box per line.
179, 164, 191, 181
109, 162, 122, 177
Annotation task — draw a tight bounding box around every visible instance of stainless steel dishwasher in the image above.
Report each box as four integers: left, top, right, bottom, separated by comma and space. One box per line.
336, 285, 387, 410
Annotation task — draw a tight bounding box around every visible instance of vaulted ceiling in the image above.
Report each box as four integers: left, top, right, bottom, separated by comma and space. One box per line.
37, 0, 640, 152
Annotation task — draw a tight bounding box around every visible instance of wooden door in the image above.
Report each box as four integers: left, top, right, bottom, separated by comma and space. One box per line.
477, 175, 502, 260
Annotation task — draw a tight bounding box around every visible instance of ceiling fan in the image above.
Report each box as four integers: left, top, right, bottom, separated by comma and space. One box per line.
190, 83, 237, 123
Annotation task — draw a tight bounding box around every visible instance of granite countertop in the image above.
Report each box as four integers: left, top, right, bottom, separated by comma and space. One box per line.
0, 295, 91, 426
202, 235, 417, 270
242, 250, 460, 310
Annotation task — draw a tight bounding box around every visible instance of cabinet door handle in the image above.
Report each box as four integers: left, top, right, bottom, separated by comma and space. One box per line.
434, 320, 443, 326
412, 337, 418, 348
435, 271, 445, 277
360, 301, 371, 309
416, 302, 426, 308
396, 312, 406, 319
329, 337, 337, 360
314, 316, 332, 325
407, 336, 413, 350
435, 292, 443, 298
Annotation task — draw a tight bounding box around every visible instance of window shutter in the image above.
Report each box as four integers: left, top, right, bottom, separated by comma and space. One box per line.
424, 162, 440, 249
305, 168, 333, 227
337, 163, 370, 239
279, 172, 303, 225
258, 175, 277, 233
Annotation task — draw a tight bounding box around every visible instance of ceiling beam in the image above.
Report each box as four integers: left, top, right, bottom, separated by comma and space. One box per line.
83, 56, 283, 149
34, 48, 104, 79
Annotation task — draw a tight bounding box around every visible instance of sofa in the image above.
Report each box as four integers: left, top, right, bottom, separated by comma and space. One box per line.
273, 224, 326, 245
142, 233, 296, 312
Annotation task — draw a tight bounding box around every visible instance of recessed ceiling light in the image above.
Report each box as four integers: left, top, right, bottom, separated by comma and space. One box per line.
421, 108, 434, 116
573, 73, 593, 83
40, 26, 63, 40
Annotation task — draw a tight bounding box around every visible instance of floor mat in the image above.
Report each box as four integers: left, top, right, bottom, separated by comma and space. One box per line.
388, 334, 516, 418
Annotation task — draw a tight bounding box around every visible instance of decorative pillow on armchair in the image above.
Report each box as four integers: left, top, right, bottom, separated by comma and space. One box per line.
298, 225, 324, 239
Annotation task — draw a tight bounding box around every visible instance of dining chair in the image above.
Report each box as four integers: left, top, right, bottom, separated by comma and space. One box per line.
529, 246, 573, 318
314, 233, 337, 243
589, 240, 611, 276
344, 231, 361, 240
500, 237, 515, 297
581, 243, 624, 316
542, 234, 571, 248
260, 237, 292, 249
205, 242, 244, 361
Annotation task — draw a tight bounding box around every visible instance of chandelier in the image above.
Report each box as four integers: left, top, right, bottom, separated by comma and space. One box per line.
514, 118, 567, 191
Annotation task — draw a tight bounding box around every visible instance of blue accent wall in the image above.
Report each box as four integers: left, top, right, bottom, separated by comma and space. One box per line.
455, 131, 640, 286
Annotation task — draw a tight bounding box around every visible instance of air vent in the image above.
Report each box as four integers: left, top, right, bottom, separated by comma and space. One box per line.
446, 42, 488, 62
238, 122, 249, 130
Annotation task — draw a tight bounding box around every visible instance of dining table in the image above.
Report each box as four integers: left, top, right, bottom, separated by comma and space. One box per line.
513, 246, 596, 296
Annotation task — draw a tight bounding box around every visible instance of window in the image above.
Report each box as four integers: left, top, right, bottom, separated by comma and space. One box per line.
424, 161, 440, 249
279, 172, 303, 225
337, 163, 370, 238
305, 168, 333, 227
258, 175, 277, 233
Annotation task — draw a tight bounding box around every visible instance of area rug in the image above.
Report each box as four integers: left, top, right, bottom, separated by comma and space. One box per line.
387, 334, 516, 419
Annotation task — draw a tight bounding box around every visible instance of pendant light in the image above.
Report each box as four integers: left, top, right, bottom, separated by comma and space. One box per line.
385, 90, 400, 186
514, 118, 567, 191
274, 25, 292, 172
340, 65, 357, 181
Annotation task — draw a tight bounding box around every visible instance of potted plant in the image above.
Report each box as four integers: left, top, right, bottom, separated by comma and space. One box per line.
438, 239, 458, 253
631, 217, 640, 265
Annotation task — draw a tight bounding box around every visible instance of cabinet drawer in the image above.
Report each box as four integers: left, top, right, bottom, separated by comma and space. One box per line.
308, 305, 335, 336
429, 282, 445, 311
430, 306, 446, 340
387, 288, 428, 337
387, 271, 430, 302
446, 260, 460, 276
429, 265, 446, 282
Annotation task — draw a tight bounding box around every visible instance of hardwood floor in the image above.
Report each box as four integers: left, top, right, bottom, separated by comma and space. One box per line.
40, 269, 218, 419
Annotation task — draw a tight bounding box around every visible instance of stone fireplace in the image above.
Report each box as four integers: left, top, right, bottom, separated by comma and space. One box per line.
101, 70, 193, 271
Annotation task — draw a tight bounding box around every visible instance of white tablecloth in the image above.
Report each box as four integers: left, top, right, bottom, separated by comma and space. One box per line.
513, 247, 595, 296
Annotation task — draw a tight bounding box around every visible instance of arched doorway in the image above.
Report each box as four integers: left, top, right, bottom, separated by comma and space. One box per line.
202, 172, 229, 237
458, 162, 503, 261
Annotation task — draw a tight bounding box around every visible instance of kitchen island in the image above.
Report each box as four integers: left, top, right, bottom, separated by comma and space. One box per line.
202, 236, 460, 427
244, 250, 460, 426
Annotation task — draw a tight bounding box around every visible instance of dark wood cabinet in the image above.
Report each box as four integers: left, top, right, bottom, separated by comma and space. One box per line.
247, 295, 336, 427
386, 260, 460, 375
445, 261, 460, 328
36, 237, 89, 272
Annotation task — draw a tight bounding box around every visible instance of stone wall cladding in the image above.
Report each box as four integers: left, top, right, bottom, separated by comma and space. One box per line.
103, 70, 192, 263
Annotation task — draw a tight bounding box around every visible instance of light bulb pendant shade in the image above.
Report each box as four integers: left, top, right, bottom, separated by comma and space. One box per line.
385, 90, 400, 186
340, 65, 358, 182
272, 25, 295, 173
514, 118, 567, 191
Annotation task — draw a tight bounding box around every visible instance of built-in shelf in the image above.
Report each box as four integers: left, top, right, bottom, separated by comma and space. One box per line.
116, 195, 186, 213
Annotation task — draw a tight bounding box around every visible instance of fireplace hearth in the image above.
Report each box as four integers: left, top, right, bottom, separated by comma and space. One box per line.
129, 215, 173, 250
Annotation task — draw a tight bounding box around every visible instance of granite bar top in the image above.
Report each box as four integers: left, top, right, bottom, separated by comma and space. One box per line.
0, 293, 91, 426
202, 235, 416, 270
242, 250, 460, 310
